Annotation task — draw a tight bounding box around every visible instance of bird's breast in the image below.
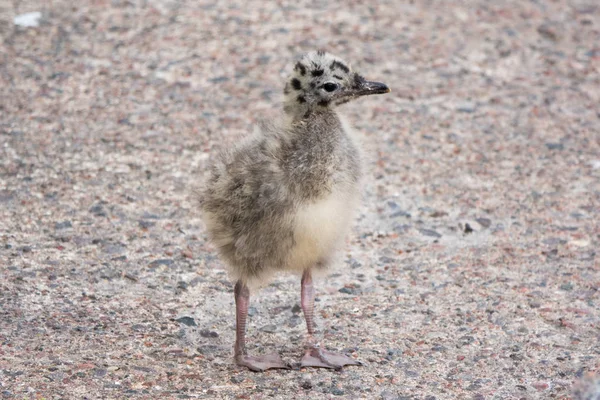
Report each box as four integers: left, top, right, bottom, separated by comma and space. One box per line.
286, 188, 358, 271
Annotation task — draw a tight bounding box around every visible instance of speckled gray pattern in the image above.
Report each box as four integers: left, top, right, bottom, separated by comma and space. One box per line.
1, 0, 599, 399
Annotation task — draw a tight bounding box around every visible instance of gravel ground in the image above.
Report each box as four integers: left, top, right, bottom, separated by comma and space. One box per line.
1, 1, 599, 399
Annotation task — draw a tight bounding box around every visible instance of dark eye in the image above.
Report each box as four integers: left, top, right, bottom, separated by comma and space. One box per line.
323, 82, 338, 92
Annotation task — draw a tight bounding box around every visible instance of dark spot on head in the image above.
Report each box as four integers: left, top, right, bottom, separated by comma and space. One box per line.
317, 99, 330, 107
311, 69, 324, 77
295, 62, 306, 76
317, 50, 326, 56
353, 73, 366, 88
333, 75, 343, 80
291, 78, 302, 90
330, 60, 350, 73
297, 95, 306, 103
310, 82, 316, 88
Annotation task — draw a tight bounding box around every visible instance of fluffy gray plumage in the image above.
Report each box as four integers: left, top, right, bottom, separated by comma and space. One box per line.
199, 51, 388, 284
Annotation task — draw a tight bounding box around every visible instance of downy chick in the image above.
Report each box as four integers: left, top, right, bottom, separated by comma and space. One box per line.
200, 50, 390, 371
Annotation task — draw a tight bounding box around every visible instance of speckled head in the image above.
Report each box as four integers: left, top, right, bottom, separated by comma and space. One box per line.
283, 50, 390, 118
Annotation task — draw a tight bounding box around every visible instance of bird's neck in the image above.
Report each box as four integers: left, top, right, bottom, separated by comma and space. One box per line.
283, 100, 310, 120
283, 102, 339, 125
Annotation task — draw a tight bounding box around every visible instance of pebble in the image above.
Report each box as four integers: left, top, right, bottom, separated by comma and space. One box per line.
476, 218, 492, 228
338, 286, 360, 295
260, 324, 277, 333
139, 220, 156, 229
148, 259, 174, 268
55, 221, 72, 229
545, 142, 564, 150
560, 282, 574, 291
175, 316, 197, 327
537, 22, 561, 41
464, 223, 474, 234
419, 228, 442, 238
89, 203, 107, 217
456, 102, 476, 113
200, 329, 219, 338
14, 11, 42, 27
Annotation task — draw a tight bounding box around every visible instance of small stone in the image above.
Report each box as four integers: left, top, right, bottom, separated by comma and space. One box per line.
331, 388, 344, 396
209, 76, 229, 83
338, 286, 360, 295
139, 220, 156, 229
464, 223, 474, 234
200, 329, 219, 338
545, 142, 564, 150
196, 345, 218, 355
148, 259, 174, 268
560, 282, 574, 291
459, 335, 475, 347
456, 101, 476, 113
291, 304, 302, 314
260, 324, 277, 333
55, 221, 72, 230
301, 380, 312, 389
430, 210, 448, 218
90, 203, 107, 217
529, 301, 541, 309
175, 316, 197, 327
476, 218, 491, 228
379, 256, 396, 264
419, 228, 441, 238
537, 23, 561, 41
230, 375, 245, 384
391, 210, 411, 218
533, 381, 549, 391
14, 11, 42, 27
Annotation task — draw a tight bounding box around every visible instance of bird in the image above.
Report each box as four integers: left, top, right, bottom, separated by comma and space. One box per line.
199, 50, 390, 372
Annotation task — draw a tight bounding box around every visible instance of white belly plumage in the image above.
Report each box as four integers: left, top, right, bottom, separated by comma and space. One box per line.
286, 190, 357, 271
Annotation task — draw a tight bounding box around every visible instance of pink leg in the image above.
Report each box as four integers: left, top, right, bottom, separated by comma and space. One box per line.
234, 281, 289, 372
300, 270, 362, 369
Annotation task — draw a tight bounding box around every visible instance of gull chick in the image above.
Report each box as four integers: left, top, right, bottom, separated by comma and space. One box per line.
199, 50, 390, 371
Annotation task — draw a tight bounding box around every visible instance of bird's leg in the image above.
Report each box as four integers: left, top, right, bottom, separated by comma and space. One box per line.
299, 269, 362, 369
233, 280, 289, 372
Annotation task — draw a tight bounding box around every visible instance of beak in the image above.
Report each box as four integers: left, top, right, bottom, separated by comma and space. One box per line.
350, 74, 391, 97
357, 80, 391, 96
